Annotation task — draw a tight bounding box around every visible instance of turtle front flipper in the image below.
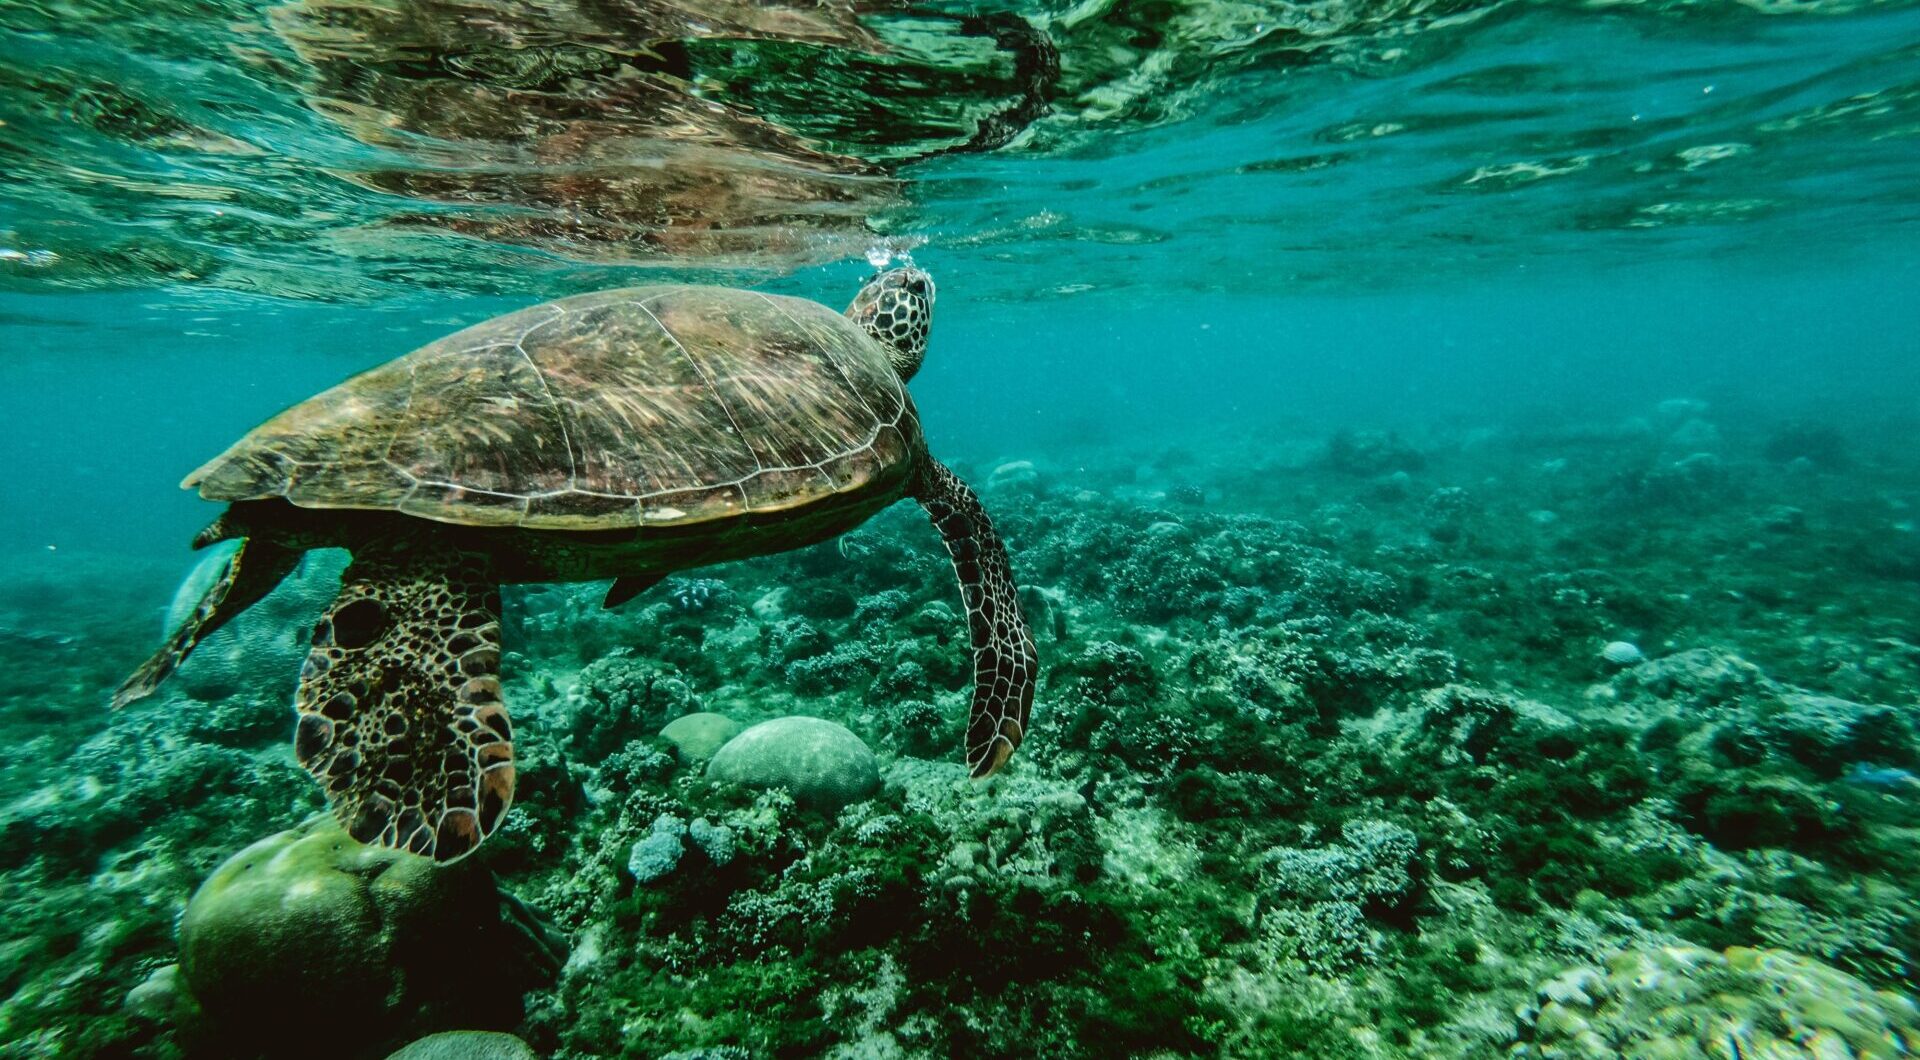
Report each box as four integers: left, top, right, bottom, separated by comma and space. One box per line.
297, 537, 512, 863
914, 459, 1038, 777
113, 537, 300, 709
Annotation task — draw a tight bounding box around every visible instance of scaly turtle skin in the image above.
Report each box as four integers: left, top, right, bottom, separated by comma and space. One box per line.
115, 268, 1037, 863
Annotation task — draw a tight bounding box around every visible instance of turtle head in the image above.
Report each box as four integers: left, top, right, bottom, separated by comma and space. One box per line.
846, 266, 934, 382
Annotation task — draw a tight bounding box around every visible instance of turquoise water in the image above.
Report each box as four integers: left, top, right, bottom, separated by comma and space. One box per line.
3, 1, 1920, 1057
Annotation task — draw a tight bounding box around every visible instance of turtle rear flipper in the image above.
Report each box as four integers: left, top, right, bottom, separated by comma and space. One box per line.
297, 538, 513, 863
915, 459, 1038, 777
113, 537, 300, 709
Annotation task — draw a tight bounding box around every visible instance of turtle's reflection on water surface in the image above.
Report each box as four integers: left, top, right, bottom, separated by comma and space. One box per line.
272, 0, 898, 268
271, 0, 1057, 271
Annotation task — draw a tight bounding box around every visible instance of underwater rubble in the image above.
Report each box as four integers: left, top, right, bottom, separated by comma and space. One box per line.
1, 401, 1917, 1058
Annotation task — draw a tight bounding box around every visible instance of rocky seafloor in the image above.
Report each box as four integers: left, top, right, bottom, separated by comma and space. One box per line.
3, 400, 1919, 1059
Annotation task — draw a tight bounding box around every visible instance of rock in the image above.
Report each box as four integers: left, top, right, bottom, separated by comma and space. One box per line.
1622, 647, 1769, 707
1758, 505, 1807, 533
1016, 585, 1067, 643
177, 817, 553, 1052
1599, 641, 1644, 667
1372, 470, 1415, 501
1666, 417, 1721, 453
123, 963, 190, 1022
1758, 691, 1916, 775
1525, 945, 1920, 1057
386, 1032, 539, 1060
751, 587, 790, 620
707, 716, 880, 810
987, 460, 1040, 491
1763, 421, 1848, 469
1637, 452, 1727, 508
660, 712, 743, 762
1653, 397, 1710, 426
1537, 966, 1606, 1008
1325, 430, 1424, 476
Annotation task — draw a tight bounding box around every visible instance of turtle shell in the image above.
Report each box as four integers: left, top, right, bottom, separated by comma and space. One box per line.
186, 286, 923, 530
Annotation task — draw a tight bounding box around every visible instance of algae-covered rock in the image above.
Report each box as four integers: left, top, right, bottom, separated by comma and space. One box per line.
987, 459, 1041, 492
178, 817, 557, 1054
660, 712, 743, 762
1621, 648, 1771, 708
1518, 943, 1920, 1058
1757, 690, 1917, 776
386, 1031, 539, 1060
123, 963, 192, 1023
707, 716, 879, 810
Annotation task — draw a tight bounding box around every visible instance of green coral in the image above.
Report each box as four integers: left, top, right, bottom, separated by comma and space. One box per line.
176, 817, 559, 1054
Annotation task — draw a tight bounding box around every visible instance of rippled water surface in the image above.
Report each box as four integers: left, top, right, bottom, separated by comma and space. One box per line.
5, 0, 1918, 301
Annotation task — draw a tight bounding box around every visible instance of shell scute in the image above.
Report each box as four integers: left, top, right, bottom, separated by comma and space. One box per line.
186, 285, 923, 530
870, 423, 912, 469
387, 341, 574, 498
543, 297, 757, 500
644, 289, 897, 472
637, 483, 748, 524
524, 492, 640, 529
285, 459, 414, 509
740, 465, 836, 512
399, 483, 526, 527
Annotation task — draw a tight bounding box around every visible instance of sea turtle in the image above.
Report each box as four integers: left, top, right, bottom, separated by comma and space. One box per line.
114, 267, 1037, 863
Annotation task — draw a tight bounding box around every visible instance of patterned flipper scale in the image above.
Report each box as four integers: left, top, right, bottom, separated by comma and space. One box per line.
112, 537, 299, 709
915, 459, 1038, 776
295, 538, 513, 863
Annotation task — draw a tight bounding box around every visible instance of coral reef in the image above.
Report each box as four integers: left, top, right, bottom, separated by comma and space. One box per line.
562, 649, 703, 760
1517, 944, 1920, 1058
5, 398, 1920, 1058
